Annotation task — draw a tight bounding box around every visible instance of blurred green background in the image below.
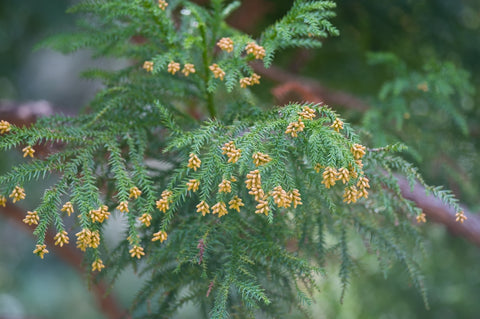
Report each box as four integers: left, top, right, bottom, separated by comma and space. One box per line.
1, 0, 479, 318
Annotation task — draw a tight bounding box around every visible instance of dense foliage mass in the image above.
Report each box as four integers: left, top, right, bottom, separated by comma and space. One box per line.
0, 1, 473, 318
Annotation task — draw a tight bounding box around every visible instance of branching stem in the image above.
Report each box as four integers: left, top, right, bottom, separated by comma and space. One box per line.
199, 23, 216, 119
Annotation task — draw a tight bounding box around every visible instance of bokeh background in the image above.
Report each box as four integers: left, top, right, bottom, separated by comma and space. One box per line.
1, 0, 479, 318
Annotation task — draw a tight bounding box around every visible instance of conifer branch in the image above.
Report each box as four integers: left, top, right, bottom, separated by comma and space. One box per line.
248, 66, 479, 246
0, 202, 128, 319
0, 0, 474, 316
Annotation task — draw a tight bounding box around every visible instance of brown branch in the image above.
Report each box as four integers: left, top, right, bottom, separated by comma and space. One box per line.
1, 203, 129, 319
0, 99, 55, 125
251, 61, 370, 111
397, 176, 480, 247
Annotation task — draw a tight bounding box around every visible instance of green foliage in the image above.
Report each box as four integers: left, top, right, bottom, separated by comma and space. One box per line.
363, 52, 478, 204
0, 0, 468, 318
366, 52, 473, 138
261, 0, 338, 67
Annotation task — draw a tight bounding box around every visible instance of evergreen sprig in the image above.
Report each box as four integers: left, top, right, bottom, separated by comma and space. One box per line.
0, 0, 465, 317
